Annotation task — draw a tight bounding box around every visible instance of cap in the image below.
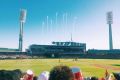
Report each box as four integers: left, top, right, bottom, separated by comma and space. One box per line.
26, 69, 33, 75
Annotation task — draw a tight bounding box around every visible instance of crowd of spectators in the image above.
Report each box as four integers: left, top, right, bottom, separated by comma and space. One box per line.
0, 65, 119, 80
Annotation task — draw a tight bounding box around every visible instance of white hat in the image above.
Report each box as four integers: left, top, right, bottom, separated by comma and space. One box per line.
26, 69, 33, 75
38, 71, 49, 80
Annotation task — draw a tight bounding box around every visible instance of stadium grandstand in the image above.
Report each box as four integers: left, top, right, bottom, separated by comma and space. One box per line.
27, 41, 86, 57
0, 48, 27, 59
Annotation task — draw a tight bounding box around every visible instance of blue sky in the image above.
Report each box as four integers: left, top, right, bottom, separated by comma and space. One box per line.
0, 0, 120, 50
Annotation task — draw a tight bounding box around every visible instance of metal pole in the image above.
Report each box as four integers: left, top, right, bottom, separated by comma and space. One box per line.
19, 22, 24, 52
109, 24, 113, 50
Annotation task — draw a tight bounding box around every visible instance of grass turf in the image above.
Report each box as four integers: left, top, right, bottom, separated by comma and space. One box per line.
0, 59, 120, 77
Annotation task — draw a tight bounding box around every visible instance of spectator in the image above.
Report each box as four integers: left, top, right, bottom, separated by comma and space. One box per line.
0, 69, 22, 80
71, 67, 84, 80
22, 69, 34, 80
91, 76, 98, 80
49, 65, 74, 80
112, 73, 120, 80
33, 76, 38, 80
14, 69, 23, 80
84, 77, 91, 80
37, 71, 49, 80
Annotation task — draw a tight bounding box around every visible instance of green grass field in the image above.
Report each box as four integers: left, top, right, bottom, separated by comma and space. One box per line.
0, 59, 120, 77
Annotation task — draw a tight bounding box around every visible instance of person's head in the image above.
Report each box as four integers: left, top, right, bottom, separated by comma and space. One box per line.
0, 69, 22, 80
13, 69, 23, 79
33, 76, 38, 80
91, 76, 98, 80
38, 71, 49, 80
22, 69, 34, 80
49, 65, 74, 80
109, 73, 118, 80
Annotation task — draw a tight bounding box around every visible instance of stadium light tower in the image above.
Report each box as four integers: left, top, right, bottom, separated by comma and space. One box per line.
19, 9, 27, 52
107, 11, 113, 50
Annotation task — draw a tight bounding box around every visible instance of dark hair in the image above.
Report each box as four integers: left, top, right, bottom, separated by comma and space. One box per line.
49, 65, 73, 80
91, 76, 98, 80
13, 69, 23, 80
33, 76, 38, 80
0, 69, 22, 80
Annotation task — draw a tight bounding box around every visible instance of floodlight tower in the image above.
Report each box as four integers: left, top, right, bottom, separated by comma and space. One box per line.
19, 9, 27, 52
107, 11, 113, 50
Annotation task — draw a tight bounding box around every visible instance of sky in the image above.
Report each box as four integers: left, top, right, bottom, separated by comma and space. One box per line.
0, 0, 120, 51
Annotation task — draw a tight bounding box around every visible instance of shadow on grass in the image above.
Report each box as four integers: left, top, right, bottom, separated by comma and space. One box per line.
112, 64, 120, 66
